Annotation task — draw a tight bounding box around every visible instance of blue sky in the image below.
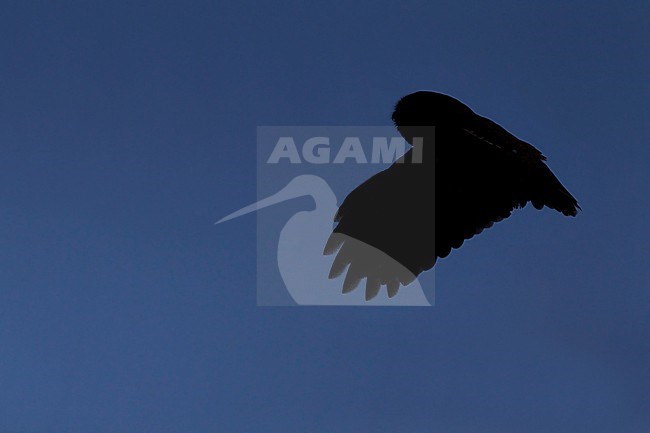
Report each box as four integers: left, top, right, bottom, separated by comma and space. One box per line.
1, 1, 649, 432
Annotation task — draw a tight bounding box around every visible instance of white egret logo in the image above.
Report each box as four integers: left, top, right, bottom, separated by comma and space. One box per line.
217, 174, 430, 306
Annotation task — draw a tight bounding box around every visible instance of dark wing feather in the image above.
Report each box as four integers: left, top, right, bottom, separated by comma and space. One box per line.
434, 121, 578, 257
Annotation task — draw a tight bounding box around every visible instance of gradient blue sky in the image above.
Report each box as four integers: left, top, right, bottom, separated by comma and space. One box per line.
1, 1, 649, 432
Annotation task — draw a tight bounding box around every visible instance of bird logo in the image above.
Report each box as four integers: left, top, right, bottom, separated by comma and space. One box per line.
217, 174, 431, 306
